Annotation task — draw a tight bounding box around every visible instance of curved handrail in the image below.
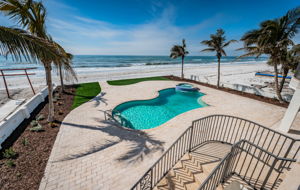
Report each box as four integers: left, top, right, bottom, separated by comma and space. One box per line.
130, 115, 300, 190
232, 139, 296, 162
192, 114, 299, 142
198, 139, 296, 190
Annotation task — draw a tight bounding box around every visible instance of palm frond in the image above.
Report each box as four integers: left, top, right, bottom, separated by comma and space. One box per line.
51, 41, 77, 81
223, 40, 237, 48
201, 28, 234, 57
200, 48, 215, 52
0, 26, 59, 62
170, 39, 188, 59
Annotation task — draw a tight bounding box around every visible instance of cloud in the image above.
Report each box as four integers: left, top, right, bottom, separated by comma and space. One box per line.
45, 1, 237, 55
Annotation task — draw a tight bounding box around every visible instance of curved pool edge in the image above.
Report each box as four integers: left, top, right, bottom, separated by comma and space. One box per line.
112, 86, 208, 130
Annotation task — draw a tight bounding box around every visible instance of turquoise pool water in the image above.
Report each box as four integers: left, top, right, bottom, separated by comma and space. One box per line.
113, 88, 207, 130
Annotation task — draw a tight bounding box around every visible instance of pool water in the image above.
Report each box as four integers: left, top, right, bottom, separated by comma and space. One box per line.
113, 88, 207, 130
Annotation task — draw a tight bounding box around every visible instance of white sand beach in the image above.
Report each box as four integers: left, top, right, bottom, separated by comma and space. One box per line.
0, 62, 294, 105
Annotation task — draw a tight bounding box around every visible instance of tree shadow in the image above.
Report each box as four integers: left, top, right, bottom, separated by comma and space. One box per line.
64, 90, 108, 106
92, 92, 108, 107
55, 119, 164, 164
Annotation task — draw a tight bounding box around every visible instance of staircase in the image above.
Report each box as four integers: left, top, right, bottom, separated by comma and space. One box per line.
155, 142, 231, 190
130, 115, 300, 190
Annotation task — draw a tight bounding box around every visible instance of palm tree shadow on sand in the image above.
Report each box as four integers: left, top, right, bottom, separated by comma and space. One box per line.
56, 118, 164, 164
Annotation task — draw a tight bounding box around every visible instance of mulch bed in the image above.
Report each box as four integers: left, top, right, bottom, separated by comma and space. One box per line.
166, 75, 289, 108
0, 86, 76, 190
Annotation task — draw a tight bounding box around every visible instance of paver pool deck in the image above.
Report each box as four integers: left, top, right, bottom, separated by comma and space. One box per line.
39, 81, 300, 190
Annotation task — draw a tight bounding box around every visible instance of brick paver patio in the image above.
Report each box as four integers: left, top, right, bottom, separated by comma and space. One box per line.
39, 81, 300, 190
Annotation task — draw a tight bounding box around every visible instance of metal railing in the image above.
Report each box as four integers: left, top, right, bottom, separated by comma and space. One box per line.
131, 115, 300, 190
198, 140, 296, 190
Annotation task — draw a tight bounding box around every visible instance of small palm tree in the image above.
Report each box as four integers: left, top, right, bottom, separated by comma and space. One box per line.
0, 0, 76, 121
239, 6, 300, 101
170, 39, 189, 79
201, 29, 236, 88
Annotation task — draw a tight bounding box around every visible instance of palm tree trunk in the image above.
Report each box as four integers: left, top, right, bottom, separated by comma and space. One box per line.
273, 63, 283, 102
181, 56, 184, 79
59, 64, 64, 93
44, 62, 55, 122
279, 67, 289, 93
217, 56, 221, 88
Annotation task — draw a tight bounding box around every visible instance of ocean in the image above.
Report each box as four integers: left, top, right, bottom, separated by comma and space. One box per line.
0, 55, 268, 77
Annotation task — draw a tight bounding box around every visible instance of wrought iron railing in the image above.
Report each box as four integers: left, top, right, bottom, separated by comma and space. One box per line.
198, 140, 296, 190
130, 115, 300, 190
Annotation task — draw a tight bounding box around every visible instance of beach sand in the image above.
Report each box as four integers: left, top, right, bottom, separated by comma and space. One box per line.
0, 62, 295, 105
0, 86, 46, 106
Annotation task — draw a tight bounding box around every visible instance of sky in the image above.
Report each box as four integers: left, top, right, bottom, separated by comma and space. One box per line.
0, 0, 299, 55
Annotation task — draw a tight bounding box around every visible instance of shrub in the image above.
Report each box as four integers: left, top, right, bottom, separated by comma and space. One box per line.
3, 148, 18, 159
29, 123, 44, 132
30, 120, 38, 127
6, 160, 16, 167
36, 114, 45, 121
21, 138, 29, 146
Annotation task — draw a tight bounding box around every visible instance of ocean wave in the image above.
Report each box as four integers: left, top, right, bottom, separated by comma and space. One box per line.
145, 62, 177, 66
116, 63, 132, 67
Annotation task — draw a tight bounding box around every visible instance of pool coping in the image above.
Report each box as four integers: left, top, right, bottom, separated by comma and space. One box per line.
110, 85, 208, 131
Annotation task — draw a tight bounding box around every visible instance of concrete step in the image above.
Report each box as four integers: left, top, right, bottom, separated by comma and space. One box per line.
155, 142, 232, 190
224, 181, 248, 190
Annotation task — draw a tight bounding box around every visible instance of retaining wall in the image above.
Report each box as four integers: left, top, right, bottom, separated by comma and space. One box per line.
0, 87, 48, 149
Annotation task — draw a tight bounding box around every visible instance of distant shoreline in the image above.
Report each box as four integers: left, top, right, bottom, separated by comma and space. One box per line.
1, 61, 270, 89
0, 61, 294, 106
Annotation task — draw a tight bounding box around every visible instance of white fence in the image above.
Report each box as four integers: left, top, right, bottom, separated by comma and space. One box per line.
190, 75, 293, 102
0, 87, 48, 149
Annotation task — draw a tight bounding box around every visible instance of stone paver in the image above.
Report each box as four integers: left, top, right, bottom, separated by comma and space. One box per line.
39, 81, 300, 190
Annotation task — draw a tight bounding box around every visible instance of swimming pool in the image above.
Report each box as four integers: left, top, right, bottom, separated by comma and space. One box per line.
112, 88, 207, 130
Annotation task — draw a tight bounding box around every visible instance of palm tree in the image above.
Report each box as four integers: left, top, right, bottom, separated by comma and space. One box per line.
170, 39, 189, 79
201, 29, 236, 88
0, 0, 76, 121
278, 44, 300, 92
239, 7, 300, 101
0, 26, 61, 61
52, 43, 77, 92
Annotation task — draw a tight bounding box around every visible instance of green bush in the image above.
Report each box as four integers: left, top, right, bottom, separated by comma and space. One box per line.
36, 114, 45, 121
6, 160, 16, 167
30, 120, 38, 127
3, 148, 18, 159
29, 123, 44, 132
21, 138, 29, 146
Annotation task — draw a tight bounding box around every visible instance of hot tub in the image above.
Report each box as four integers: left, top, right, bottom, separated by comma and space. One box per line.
175, 83, 199, 92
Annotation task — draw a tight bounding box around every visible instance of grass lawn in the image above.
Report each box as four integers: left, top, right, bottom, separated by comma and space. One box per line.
107, 76, 170, 85
72, 82, 101, 109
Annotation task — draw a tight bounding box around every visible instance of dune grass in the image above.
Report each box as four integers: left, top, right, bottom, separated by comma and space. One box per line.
107, 76, 169, 85
71, 82, 101, 109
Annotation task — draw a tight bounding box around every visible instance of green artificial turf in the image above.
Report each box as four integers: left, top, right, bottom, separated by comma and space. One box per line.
71, 82, 101, 109
107, 76, 169, 85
